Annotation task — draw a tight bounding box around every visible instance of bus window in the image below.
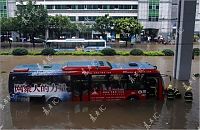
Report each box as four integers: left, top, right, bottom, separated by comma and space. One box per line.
91, 75, 108, 91
87, 42, 105, 47
126, 74, 145, 90
108, 75, 123, 89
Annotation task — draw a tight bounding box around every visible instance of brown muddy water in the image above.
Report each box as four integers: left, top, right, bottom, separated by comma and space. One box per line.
0, 55, 199, 129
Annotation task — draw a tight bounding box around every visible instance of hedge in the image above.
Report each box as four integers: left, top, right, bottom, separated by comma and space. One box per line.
101, 48, 117, 56
130, 49, 144, 56
162, 49, 174, 56
143, 51, 165, 56
41, 48, 55, 55
12, 48, 28, 56
193, 48, 200, 56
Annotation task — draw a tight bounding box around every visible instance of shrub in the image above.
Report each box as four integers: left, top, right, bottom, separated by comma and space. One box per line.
87, 52, 103, 56
193, 34, 200, 42
162, 49, 174, 56
0, 51, 11, 55
116, 51, 130, 56
28, 51, 41, 55
101, 48, 116, 56
72, 51, 86, 56
143, 51, 165, 56
55, 51, 73, 55
193, 48, 200, 56
72, 51, 103, 56
41, 48, 55, 55
130, 49, 143, 56
12, 48, 28, 56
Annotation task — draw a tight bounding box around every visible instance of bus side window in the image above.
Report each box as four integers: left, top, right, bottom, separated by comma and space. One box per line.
91, 75, 107, 91
126, 74, 145, 90
108, 75, 123, 89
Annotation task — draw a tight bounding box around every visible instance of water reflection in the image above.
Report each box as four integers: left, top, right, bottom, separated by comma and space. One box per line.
10, 100, 164, 129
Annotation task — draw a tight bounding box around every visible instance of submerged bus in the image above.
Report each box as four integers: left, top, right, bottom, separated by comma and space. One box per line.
45, 39, 110, 52
9, 61, 165, 102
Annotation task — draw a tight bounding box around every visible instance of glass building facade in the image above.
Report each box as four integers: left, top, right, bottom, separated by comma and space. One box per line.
0, 0, 7, 18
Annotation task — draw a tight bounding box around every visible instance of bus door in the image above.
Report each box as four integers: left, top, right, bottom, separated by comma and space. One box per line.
143, 74, 162, 99
71, 75, 90, 101
90, 75, 108, 101
107, 75, 125, 100
90, 75, 126, 101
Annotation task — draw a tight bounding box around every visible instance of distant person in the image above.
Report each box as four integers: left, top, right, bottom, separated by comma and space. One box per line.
8, 37, 13, 48
147, 36, 151, 42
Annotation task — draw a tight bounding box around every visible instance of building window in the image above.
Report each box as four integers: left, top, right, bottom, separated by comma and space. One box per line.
51, 4, 138, 10
97, 5, 102, 9
78, 16, 96, 21
148, 0, 159, 22
47, 5, 53, 9
87, 5, 92, 9
124, 5, 131, 9
103, 5, 108, 9
55, 5, 61, 9
132, 5, 138, 9
109, 5, 115, 9
93, 5, 98, 9
114, 5, 118, 9
78, 16, 85, 21
78, 5, 84, 9
69, 16, 76, 21
72, 5, 76, 9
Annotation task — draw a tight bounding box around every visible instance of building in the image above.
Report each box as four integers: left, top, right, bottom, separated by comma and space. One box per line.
0, 0, 8, 18
8, 0, 200, 39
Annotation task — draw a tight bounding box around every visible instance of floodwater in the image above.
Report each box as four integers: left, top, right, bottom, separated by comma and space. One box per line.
0, 55, 199, 129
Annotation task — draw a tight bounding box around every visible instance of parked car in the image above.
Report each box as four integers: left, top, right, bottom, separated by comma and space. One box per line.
30, 37, 45, 43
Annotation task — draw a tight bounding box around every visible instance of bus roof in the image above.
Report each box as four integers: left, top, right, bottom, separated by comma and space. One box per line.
46, 39, 85, 43
46, 39, 106, 43
11, 61, 160, 76
12, 64, 62, 72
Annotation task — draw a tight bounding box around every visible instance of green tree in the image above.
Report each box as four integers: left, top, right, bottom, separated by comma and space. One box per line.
75, 23, 93, 38
0, 17, 17, 34
76, 23, 92, 33
48, 15, 71, 39
114, 18, 143, 46
114, 18, 143, 36
15, 0, 48, 47
93, 14, 114, 37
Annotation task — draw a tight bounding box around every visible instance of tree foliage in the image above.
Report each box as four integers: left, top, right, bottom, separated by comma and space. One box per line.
114, 18, 143, 35
48, 15, 71, 39
75, 23, 93, 33
0, 17, 17, 33
93, 15, 143, 38
93, 14, 114, 34
15, 0, 48, 46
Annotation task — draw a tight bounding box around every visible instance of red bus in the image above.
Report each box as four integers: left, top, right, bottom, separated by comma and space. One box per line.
9, 61, 164, 102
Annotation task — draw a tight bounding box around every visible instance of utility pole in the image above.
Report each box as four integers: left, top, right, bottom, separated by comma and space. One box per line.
173, 0, 197, 80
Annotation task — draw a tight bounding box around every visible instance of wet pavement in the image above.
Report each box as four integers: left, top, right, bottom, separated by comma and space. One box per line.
0, 55, 199, 129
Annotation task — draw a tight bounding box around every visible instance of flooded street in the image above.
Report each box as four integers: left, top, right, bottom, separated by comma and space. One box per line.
0, 55, 199, 129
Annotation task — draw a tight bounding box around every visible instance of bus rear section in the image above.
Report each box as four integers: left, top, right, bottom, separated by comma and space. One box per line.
8, 64, 72, 102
